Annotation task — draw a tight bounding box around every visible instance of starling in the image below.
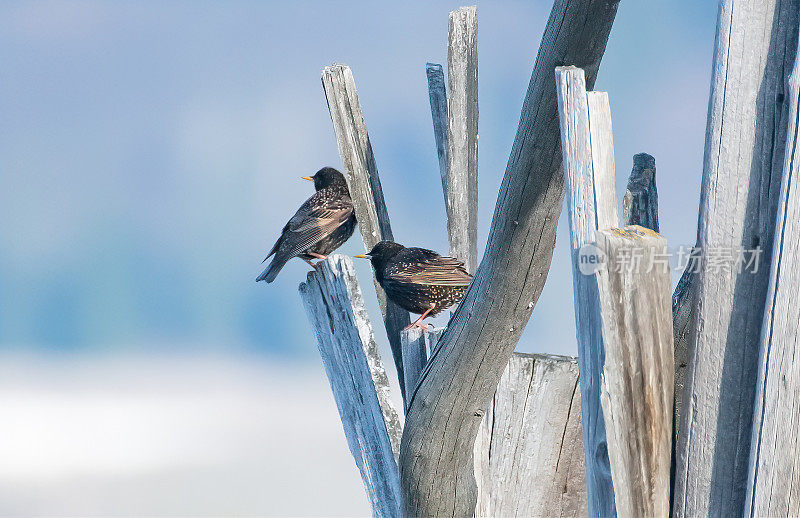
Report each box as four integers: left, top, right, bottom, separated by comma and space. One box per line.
355, 241, 473, 331
256, 167, 356, 283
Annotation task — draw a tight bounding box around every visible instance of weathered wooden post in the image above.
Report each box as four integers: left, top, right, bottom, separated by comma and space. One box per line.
426, 63, 449, 199
555, 64, 619, 516
418, 9, 590, 516
445, 6, 478, 273
474, 353, 587, 517
596, 226, 674, 518
672, 1, 799, 516
400, 0, 619, 512
321, 64, 412, 403
622, 153, 658, 232
299, 256, 402, 517
744, 23, 800, 517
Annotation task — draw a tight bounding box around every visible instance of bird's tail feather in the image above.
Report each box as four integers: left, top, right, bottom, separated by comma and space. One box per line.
256, 256, 288, 283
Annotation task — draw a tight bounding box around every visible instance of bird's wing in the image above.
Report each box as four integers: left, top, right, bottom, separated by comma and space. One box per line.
384, 251, 472, 287
278, 195, 354, 258
262, 221, 289, 263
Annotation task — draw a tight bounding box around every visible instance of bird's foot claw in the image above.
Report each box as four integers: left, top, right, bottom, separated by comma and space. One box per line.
403, 321, 429, 332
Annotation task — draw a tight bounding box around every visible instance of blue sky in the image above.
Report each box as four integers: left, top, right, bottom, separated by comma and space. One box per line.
0, 0, 718, 359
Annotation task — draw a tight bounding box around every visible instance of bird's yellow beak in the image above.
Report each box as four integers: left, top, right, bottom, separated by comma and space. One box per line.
354, 254, 369, 259
301, 176, 314, 181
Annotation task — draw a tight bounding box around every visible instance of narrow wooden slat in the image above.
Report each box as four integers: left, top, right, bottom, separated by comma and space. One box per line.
622, 153, 659, 231
426, 62, 449, 198
586, 91, 619, 229
475, 353, 587, 518
744, 26, 800, 517
399, 1, 620, 514
321, 64, 412, 404
672, 2, 799, 515
446, 6, 478, 273
400, 327, 442, 413
298, 255, 402, 517
555, 64, 617, 517
596, 226, 674, 518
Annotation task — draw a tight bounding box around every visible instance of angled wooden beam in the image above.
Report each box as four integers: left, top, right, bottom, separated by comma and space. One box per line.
398, 1, 619, 515
555, 64, 619, 517
596, 226, 674, 518
426, 62, 449, 199
446, 6, 479, 273
321, 64, 412, 404
298, 255, 402, 517
672, 1, 799, 515
744, 25, 800, 518
475, 353, 587, 518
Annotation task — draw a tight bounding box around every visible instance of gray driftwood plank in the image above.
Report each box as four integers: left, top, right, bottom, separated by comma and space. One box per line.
596, 226, 674, 518
321, 64, 411, 404
555, 64, 618, 517
400, 327, 442, 413
672, 1, 799, 516
298, 255, 402, 517
622, 153, 659, 232
399, 2, 619, 515
446, 6, 479, 273
744, 26, 800, 518
426, 63, 449, 199
474, 353, 587, 518
586, 91, 620, 228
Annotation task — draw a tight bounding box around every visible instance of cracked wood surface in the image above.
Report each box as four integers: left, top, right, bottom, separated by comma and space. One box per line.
299, 255, 402, 517
596, 227, 674, 518
398, 1, 619, 515
672, 1, 799, 516
744, 23, 800, 518
556, 64, 619, 517
446, 6, 479, 274
475, 353, 587, 518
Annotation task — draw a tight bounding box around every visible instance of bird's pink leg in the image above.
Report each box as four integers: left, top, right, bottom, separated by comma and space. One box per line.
404, 306, 435, 332
302, 257, 321, 270
308, 252, 328, 260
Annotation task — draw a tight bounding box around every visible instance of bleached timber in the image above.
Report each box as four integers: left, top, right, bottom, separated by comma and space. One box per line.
672, 1, 799, 516
298, 255, 402, 517
475, 353, 587, 518
321, 64, 412, 403
446, 6, 479, 274
596, 226, 674, 518
620, 153, 692, 492
399, 2, 619, 514
586, 91, 619, 227
426, 63, 449, 199
744, 25, 800, 518
555, 64, 618, 517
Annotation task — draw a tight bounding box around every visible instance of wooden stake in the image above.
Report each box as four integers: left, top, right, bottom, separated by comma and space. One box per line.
299, 255, 402, 517
596, 226, 674, 518
446, 6, 478, 274
321, 64, 412, 404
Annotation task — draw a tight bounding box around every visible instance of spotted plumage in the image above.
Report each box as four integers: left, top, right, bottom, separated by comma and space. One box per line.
257, 167, 356, 283
357, 241, 473, 330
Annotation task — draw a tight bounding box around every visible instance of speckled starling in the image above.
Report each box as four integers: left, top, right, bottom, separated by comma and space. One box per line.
355, 241, 473, 331
257, 167, 356, 283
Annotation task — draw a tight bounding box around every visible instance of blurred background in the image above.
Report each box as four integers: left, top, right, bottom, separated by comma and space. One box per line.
0, 1, 717, 515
